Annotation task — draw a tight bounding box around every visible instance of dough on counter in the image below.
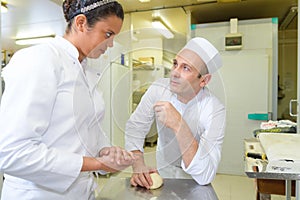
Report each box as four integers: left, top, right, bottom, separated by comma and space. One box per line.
149, 173, 163, 190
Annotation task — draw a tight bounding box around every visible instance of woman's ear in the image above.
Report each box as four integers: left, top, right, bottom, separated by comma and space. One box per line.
73, 14, 87, 32
200, 74, 212, 87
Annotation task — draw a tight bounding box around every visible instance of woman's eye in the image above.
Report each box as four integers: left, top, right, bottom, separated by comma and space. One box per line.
105, 32, 113, 38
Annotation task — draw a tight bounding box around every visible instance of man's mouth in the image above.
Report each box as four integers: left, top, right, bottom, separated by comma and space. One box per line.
170, 79, 180, 86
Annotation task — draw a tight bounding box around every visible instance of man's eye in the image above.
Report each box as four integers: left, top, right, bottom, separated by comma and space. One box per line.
172, 59, 177, 64
183, 65, 190, 71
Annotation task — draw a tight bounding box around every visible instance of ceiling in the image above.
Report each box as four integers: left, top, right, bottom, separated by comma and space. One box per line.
118, 0, 298, 27
1, 0, 298, 52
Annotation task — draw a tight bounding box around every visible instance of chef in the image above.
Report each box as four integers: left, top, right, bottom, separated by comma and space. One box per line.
0, 0, 134, 200
125, 37, 226, 189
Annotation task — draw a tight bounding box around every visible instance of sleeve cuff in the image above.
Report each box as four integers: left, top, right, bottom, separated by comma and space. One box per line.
48, 151, 83, 193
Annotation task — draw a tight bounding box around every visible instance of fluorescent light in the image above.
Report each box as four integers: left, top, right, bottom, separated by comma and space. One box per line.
139, 0, 151, 2
16, 35, 56, 46
217, 0, 241, 2
152, 19, 174, 39
1, 2, 8, 13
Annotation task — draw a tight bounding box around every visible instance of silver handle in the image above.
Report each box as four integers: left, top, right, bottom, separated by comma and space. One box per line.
289, 99, 298, 117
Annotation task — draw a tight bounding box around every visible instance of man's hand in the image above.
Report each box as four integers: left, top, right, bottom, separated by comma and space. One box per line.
130, 150, 157, 189
154, 101, 198, 168
154, 101, 182, 132
130, 163, 157, 189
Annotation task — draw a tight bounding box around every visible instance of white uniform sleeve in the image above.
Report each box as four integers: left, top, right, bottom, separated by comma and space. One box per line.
0, 46, 82, 193
125, 81, 163, 152
181, 97, 226, 185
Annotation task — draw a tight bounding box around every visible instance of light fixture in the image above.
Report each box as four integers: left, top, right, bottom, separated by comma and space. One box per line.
139, 0, 151, 2
15, 35, 56, 46
280, 6, 298, 30
152, 18, 174, 39
1, 2, 8, 13
217, 0, 241, 2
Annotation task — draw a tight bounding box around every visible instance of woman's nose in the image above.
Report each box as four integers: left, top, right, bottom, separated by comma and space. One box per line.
107, 37, 114, 47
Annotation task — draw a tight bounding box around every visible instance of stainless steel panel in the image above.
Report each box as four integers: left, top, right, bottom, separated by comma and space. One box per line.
97, 178, 218, 200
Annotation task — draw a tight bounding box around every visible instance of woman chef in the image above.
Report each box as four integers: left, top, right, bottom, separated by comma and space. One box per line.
0, 0, 135, 199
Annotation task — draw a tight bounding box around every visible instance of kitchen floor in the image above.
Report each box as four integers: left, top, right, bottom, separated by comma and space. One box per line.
95, 146, 295, 200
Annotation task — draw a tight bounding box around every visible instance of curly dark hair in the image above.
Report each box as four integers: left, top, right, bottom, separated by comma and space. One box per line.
62, 0, 124, 32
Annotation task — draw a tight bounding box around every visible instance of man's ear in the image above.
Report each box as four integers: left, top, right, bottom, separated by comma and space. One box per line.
200, 74, 212, 87
74, 14, 87, 32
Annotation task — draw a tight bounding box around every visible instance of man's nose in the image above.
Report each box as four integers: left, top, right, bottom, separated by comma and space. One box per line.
171, 67, 180, 77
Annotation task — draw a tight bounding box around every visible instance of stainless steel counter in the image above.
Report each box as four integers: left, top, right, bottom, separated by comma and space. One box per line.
246, 171, 300, 180
97, 177, 218, 200
244, 138, 300, 200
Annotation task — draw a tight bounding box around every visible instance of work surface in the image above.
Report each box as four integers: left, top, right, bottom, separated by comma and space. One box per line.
97, 177, 218, 200
245, 136, 300, 180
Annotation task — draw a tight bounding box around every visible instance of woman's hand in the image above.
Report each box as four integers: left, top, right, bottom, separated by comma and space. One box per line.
97, 146, 136, 173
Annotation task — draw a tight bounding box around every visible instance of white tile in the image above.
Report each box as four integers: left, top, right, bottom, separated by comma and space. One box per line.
212, 174, 256, 200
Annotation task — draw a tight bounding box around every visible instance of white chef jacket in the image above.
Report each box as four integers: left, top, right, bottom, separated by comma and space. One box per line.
125, 78, 226, 185
0, 36, 109, 199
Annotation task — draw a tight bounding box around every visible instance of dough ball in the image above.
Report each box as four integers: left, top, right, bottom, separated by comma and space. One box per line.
149, 173, 163, 190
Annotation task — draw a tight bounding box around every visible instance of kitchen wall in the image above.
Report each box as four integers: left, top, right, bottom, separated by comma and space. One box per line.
192, 18, 277, 175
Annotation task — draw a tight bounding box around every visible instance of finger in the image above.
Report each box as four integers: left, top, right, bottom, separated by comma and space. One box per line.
154, 101, 165, 107
128, 151, 136, 160
109, 147, 116, 163
121, 149, 130, 161
133, 174, 145, 188
149, 168, 158, 174
114, 147, 123, 165
137, 173, 151, 189
144, 172, 153, 187
124, 152, 135, 164
153, 103, 163, 112
130, 176, 137, 187
99, 147, 110, 156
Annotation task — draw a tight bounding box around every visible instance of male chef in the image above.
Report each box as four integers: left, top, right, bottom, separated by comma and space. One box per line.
125, 37, 226, 189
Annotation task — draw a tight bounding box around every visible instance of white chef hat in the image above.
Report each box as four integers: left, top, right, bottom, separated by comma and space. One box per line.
180, 37, 222, 74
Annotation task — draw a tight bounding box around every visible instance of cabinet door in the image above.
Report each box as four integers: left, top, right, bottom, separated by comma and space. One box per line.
209, 54, 269, 175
